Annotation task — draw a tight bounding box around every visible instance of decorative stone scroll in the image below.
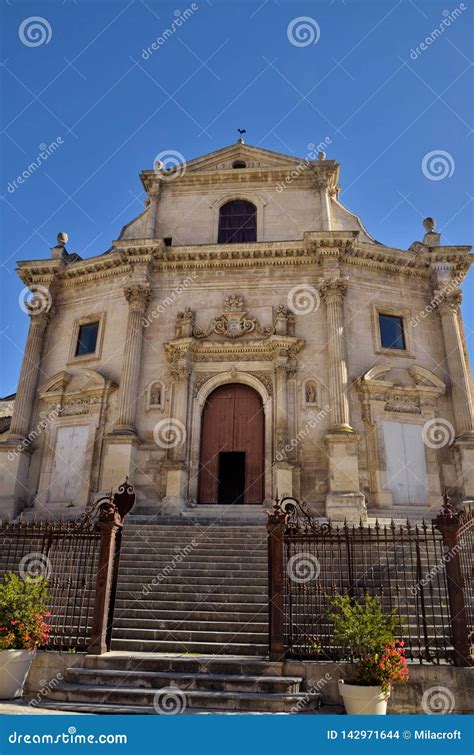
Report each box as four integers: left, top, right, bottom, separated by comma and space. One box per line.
192, 295, 275, 340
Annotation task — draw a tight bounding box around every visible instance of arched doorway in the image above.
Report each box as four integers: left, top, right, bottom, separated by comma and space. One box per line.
198, 384, 264, 504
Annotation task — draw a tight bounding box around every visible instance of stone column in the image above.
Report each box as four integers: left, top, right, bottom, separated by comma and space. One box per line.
114, 284, 150, 434
437, 289, 474, 503
320, 278, 366, 522
273, 350, 295, 498
161, 349, 192, 513
9, 310, 51, 441
437, 289, 474, 437
101, 283, 150, 491
320, 278, 351, 431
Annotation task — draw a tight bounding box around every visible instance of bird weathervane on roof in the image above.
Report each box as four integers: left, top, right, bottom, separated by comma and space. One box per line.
237, 128, 246, 144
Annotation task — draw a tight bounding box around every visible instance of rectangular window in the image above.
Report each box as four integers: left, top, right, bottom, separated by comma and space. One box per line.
75, 322, 99, 356
379, 314, 406, 350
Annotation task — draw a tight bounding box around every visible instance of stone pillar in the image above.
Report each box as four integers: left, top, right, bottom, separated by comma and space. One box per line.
273, 354, 294, 497
437, 288, 474, 503
320, 278, 366, 522
101, 283, 150, 491
1, 305, 52, 517
161, 350, 192, 513
9, 310, 51, 441
320, 278, 351, 431
114, 284, 150, 434
437, 289, 474, 437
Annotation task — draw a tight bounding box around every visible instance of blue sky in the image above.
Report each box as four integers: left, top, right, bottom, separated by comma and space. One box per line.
1, 0, 472, 395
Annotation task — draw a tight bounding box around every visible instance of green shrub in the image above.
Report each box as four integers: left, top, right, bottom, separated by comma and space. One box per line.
0, 572, 51, 650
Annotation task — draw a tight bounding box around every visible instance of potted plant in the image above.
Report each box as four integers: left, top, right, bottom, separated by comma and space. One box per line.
330, 594, 409, 715
0, 572, 51, 699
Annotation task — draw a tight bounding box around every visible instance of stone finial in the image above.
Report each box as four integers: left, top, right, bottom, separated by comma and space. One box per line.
422, 217, 441, 248
318, 151, 326, 160
51, 231, 68, 259
409, 217, 441, 252
423, 217, 435, 233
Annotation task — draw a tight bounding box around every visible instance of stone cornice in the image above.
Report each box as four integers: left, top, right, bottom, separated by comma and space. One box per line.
16, 236, 472, 290
164, 334, 305, 365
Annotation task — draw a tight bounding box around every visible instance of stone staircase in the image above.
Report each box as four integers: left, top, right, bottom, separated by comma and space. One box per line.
111, 523, 269, 655
38, 653, 323, 714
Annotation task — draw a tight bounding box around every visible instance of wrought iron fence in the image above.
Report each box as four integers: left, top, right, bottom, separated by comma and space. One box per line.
268, 497, 473, 666
0, 480, 135, 653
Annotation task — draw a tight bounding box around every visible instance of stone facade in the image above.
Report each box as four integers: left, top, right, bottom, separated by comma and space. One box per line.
1, 142, 473, 522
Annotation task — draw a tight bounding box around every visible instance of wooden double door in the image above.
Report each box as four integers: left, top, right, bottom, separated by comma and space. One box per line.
198, 384, 264, 504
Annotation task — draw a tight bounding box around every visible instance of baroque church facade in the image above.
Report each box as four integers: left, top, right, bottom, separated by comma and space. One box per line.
1, 141, 473, 523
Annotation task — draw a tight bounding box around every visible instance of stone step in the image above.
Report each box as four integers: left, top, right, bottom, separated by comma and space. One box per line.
65, 668, 302, 694
36, 700, 342, 715
119, 555, 267, 566
116, 584, 267, 597
110, 608, 267, 623
44, 683, 320, 713
84, 653, 283, 675
119, 567, 267, 579
110, 638, 268, 654
113, 618, 268, 633
125, 527, 266, 537
118, 571, 268, 592
114, 598, 267, 612
111, 628, 267, 643
121, 541, 266, 552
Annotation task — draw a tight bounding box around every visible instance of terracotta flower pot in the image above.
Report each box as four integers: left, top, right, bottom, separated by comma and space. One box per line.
338, 679, 389, 715
0, 649, 36, 699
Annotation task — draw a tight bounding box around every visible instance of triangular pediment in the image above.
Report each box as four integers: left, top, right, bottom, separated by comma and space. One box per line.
181, 143, 306, 173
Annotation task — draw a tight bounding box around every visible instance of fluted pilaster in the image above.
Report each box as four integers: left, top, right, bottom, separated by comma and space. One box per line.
437, 289, 474, 436
9, 311, 51, 440
114, 284, 150, 434
320, 278, 352, 431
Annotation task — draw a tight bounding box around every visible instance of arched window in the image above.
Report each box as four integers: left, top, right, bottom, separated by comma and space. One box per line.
218, 200, 257, 244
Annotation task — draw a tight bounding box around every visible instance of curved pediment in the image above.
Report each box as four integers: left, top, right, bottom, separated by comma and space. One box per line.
361, 363, 393, 383
408, 365, 446, 390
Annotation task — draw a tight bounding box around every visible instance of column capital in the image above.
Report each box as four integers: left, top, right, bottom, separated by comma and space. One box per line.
437, 287, 462, 314
29, 308, 54, 329
124, 283, 151, 310
319, 276, 349, 304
